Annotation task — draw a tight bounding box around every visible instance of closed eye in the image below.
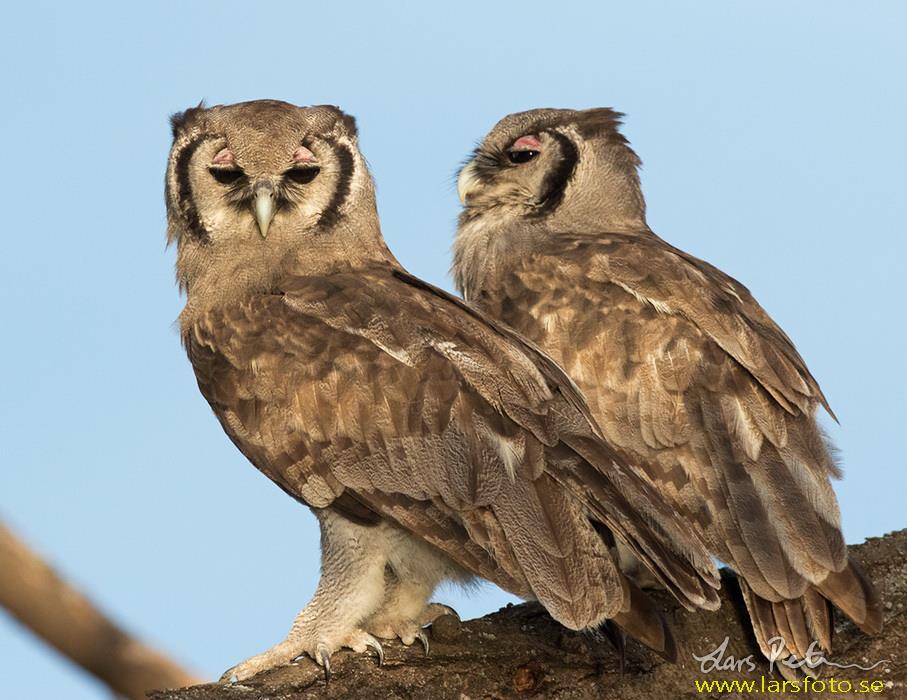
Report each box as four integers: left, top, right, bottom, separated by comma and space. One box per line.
284, 167, 320, 185
208, 167, 244, 185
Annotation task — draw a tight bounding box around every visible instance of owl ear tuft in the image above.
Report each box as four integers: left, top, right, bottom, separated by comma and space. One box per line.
315, 105, 359, 139
339, 112, 358, 138
170, 101, 207, 138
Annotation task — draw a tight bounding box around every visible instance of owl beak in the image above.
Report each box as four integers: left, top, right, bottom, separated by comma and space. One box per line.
253, 184, 277, 238
457, 160, 480, 205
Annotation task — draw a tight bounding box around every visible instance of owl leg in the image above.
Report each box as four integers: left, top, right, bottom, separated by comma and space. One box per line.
364, 528, 466, 652
220, 510, 390, 683
365, 581, 459, 653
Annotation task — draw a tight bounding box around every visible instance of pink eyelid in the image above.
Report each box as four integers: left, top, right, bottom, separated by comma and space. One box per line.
211, 148, 235, 165
511, 135, 542, 151
293, 146, 317, 163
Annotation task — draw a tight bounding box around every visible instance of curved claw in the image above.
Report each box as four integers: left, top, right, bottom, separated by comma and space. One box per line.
322, 657, 332, 682
365, 635, 385, 666
417, 629, 430, 657
316, 645, 332, 683
418, 602, 460, 625
219, 670, 238, 684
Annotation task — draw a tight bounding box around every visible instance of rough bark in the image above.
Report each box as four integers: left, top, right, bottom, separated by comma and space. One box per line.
0, 520, 201, 699
150, 530, 906, 699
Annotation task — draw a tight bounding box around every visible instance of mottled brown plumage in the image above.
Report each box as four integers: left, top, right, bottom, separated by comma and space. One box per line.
453, 107, 881, 672
164, 101, 720, 681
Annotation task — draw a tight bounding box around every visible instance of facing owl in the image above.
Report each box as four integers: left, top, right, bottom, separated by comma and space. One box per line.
164, 101, 721, 682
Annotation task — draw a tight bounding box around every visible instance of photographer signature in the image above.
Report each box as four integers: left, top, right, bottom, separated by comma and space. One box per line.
692, 636, 889, 674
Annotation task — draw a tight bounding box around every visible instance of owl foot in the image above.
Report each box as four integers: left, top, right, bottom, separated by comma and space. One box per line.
367, 602, 459, 655
220, 628, 384, 684
368, 619, 431, 654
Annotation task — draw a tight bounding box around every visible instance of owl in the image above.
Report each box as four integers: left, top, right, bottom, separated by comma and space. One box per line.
164, 101, 721, 682
453, 107, 881, 673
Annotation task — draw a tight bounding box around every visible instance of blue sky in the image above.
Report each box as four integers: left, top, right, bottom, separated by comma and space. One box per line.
1, 2, 904, 697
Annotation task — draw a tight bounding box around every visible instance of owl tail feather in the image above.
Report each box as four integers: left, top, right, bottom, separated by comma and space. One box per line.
818, 557, 883, 635
740, 581, 824, 678
739, 557, 881, 678
610, 576, 678, 662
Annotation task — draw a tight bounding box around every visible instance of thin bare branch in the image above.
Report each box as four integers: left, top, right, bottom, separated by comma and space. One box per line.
0, 519, 202, 699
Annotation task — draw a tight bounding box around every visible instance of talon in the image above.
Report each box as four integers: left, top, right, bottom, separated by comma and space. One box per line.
316, 645, 332, 683
419, 603, 460, 625
365, 636, 385, 666
219, 670, 238, 684
437, 604, 460, 621
417, 629, 430, 656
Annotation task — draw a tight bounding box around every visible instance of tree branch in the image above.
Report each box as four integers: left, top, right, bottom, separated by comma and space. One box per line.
0, 519, 201, 699
151, 530, 905, 699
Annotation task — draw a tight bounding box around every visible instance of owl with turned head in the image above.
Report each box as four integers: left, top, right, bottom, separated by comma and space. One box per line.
453, 108, 881, 674
164, 100, 721, 682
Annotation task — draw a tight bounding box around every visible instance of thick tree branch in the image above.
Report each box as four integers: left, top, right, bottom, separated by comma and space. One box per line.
152, 530, 905, 699
0, 519, 201, 699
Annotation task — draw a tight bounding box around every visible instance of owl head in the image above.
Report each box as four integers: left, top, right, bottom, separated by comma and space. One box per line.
456, 108, 647, 233
164, 100, 386, 298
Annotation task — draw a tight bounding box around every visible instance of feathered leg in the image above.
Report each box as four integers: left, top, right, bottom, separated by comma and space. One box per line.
365, 525, 466, 652
221, 510, 389, 683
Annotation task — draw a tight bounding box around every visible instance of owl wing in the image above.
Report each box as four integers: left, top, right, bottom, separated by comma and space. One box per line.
578, 232, 832, 418
185, 263, 720, 629
533, 234, 846, 602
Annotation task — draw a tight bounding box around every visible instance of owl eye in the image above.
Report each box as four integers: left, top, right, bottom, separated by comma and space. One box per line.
284, 167, 320, 185
507, 135, 543, 165
508, 150, 540, 164
208, 167, 244, 185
